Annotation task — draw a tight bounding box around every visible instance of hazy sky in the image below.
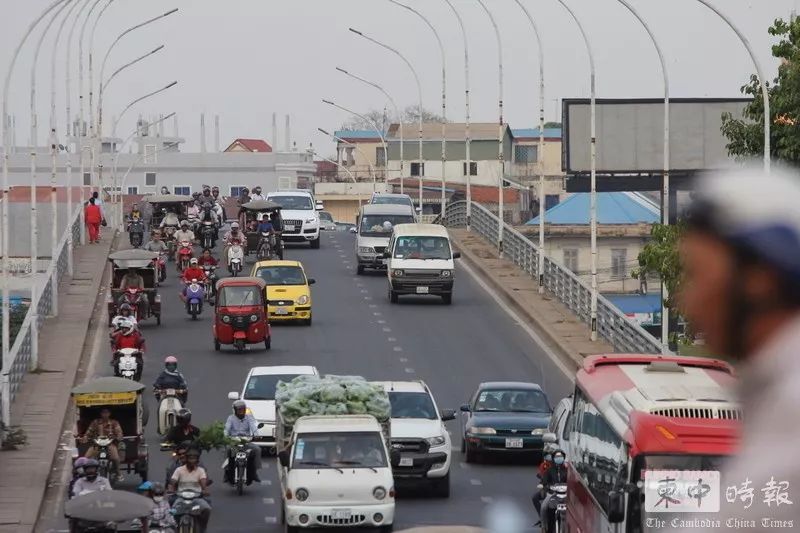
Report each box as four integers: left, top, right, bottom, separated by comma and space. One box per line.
1, 0, 796, 154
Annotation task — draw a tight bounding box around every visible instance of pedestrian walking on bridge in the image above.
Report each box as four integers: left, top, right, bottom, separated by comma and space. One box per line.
85, 197, 102, 243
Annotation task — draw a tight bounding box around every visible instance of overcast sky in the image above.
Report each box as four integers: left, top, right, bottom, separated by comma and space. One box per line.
1, 0, 796, 154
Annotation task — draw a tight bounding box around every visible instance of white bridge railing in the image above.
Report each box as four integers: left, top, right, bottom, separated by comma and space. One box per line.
0, 205, 83, 428
443, 201, 664, 355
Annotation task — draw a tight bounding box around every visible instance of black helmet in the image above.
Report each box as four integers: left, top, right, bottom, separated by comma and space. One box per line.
177, 408, 192, 424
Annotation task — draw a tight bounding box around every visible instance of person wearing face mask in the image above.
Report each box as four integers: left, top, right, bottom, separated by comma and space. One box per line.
71, 459, 111, 497
138, 481, 176, 532
533, 450, 567, 525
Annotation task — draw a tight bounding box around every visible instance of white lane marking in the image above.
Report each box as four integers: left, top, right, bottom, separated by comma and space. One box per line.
261, 479, 272, 485
459, 462, 469, 469
360, 289, 368, 294
388, 337, 396, 342
377, 319, 386, 324
373, 311, 382, 316
404, 367, 415, 374
393, 346, 403, 352
481, 496, 494, 504
263, 497, 275, 505
264, 516, 278, 524
460, 259, 573, 379
399, 357, 408, 363
470, 478, 482, 486
382, 327, 391, 332
369, 304, 378, 308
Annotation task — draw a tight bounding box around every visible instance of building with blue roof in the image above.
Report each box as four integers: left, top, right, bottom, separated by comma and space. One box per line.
526, 192, 659, 225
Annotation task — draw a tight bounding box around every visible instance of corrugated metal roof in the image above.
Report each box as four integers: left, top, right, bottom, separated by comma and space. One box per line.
511, 128, 562, 140
333, 130, 385, 140
526, 192, 659, 225
386, 123, 510, 141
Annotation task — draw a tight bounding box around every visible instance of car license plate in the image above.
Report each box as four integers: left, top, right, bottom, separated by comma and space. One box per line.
284, 224, 295, 232
332, 510, 352, 520
416, 286, 429, 294
505, 438, 524, 449
275, 307, 289, 315
399, 457, 414, 467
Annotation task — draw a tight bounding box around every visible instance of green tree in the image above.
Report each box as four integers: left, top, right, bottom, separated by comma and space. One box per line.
721, 17, 800, 164
339, 106, 447, 132
632, 223, 685, 311
544, 121, 562, 129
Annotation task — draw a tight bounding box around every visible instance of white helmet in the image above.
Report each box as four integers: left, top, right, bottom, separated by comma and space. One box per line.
231, 222, 240, 230
118, 318, 136, 336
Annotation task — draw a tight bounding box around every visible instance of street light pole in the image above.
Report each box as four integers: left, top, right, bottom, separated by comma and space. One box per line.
512, 0, 546, 292
442, 0, 471, 229
78, 0, 105, 197
695, 0, 770, 173
388, 0, 447, 217
321, 98, 387, 190
475, 0, 505, 256
335, 67, 403, 194
2, 0, 69, 429
349, 28, 424, 214
614, 0, 670, 352
319, 128, 376, 190
553, 0, 598, 340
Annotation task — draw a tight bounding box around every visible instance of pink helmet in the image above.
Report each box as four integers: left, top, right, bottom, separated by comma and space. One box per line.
164, 355, 178, 364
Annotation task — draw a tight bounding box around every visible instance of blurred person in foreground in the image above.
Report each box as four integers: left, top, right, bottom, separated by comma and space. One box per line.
678, 169, 800, 530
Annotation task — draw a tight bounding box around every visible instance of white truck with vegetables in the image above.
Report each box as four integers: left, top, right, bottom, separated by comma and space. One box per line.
275, 375, 397, 532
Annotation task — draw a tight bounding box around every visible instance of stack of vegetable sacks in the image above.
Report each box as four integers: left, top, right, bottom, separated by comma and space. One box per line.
276, 375, 391, 425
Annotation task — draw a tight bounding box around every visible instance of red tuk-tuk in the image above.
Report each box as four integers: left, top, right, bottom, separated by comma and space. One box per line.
213, 277, 271, 352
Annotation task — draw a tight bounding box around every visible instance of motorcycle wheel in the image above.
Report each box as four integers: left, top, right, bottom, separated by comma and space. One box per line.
236, 464, 245, 495
156, 313, 162, 326
178, 518, 195, 533
214, 338, 221, 351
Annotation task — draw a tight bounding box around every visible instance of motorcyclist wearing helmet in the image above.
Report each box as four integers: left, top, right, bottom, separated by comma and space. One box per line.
674, 170, 800, 532
533, 449, 567, 528
164, 408, 200, 446
249, 186, 265, 201
153, 356, 188, 403
181, 258, 206, 285
138, 481, 176, 531
174, 221, 196, 268
110, 302, 138, 330
223, 400, 261, 484
71, 459, 111, 497
201, 185, 212, 201
110, 317, 145, 355
69, 457, 91, 498
169, 448, 211, 532
159, 206, 180, 229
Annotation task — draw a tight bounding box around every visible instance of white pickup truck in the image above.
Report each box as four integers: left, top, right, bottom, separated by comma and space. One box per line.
275, 376, 396, 532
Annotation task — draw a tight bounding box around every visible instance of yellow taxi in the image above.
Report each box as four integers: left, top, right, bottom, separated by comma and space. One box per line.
250, 260, 314, 325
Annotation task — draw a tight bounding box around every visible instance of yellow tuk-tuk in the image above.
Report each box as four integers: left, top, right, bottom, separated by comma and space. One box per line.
71, 377, 149, 484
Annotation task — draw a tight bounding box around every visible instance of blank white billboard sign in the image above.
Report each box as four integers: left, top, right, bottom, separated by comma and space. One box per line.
563, 98, 751, 174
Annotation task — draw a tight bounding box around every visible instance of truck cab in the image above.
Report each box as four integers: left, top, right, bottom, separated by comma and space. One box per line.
278, 415, 395, 531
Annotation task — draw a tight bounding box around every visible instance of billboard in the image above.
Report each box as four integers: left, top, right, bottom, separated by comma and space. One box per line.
562, 98, 751, 174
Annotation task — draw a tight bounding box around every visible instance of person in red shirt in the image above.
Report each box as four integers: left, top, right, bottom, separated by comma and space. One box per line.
196, 249, 218, 268
84, 197, 103, 243
110, 318, 146, 352
181, 258, 206, 284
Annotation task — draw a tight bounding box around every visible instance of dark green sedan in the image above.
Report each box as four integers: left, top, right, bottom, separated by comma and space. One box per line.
460, 381, 552, 463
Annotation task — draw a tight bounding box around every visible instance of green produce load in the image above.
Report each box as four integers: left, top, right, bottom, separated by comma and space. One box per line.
276, 375, 391, 425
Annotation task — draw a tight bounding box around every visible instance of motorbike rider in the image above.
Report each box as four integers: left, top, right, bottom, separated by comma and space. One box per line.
168, 448, 211, 532
138, 481, 176, 532
153, 356, 188, 404
197, 249, 218, 268
159, 207, 180, 229
173, 221, 196, 268
143, 230, 169, 254
201, 185, 213, 203
110, 302, 138, 330
160, 186, 170, 195
210, 186, 225, 220
533, 449, 567, 528
223, 400, 261, 484
119, 267, 149, 318
198, 202, 219, 242
110, 318, 145, 368
187, 199, 201, 232
223, 222, 246, 270
82, 408, 124, 479
249, 186, 265, 201
181, 258, 206, 285
537, 445, 554, 480
71, 459, 112, 497
164, 409, 200, 446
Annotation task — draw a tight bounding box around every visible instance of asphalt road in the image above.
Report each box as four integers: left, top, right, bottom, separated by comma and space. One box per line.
48, 229, 574, 532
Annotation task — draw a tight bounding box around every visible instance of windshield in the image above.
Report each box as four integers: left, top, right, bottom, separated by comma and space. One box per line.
633, 455, 731, 533
393, 236, 452, 260
360, 215, 415, 236
269, 195, 313, 210
389, 391, 437, 420
255, 266, 306, 285
319, 211, 333, 222
293, 432, 387, 469
244, 374, 301, 401
372, 196, 413, 208
474, 389, 550, 412
217, 286, 261, 307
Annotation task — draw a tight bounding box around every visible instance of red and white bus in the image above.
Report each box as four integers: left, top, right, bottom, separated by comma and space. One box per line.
561, 354, 740, 533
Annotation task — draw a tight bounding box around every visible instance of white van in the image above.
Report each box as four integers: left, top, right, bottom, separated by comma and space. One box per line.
356, 204, 416, 274
384, 224, 460, 305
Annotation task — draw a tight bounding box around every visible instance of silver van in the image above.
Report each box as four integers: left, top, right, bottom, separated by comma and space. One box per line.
356, 203, 416, 274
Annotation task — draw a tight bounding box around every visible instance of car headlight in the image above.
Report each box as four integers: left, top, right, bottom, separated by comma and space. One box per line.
221, 315, 231, 324
531, 428, 546, 436
358, 246, 375, 254
469, 427, 496, 435
425, 436, 447, 447
305, 217, 316, 224
373, 486, 387, 500
393, 269, 404, 277
295, 488, 309, 502
440, 270, 453, 278
296, 295, 309, 305
250, 314, 259, 323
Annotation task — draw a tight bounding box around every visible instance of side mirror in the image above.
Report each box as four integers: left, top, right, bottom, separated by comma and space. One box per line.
452, 252, 461, 259
227, 391, 239, 400
415, 206, 422, 213
316, 204, 324, 211
390, 449, 401, 468
460, 404, 471, 412
440, 409, 456, 422
542, 432, 558, 444
608, 490, 625, 523
307, 278, 316, 285
382, 251, 391, 259
278, 449, 291, 469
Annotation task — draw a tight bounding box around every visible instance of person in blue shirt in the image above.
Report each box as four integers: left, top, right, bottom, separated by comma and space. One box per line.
223, 400, 261, 483
256, 215, 273, 233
